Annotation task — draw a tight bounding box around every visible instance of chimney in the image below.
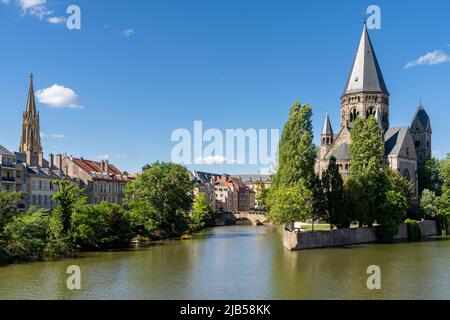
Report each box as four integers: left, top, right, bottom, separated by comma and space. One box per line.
102, 160, 109, 174
26, 151, 32, 166
55, 154, 62, 170
38, 153, 44, 168
49, 154, 54, 169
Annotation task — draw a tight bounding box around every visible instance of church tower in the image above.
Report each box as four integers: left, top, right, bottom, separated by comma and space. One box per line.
411, 102, 432, 167
320, 113, 333, 159
341, 23, 390, 131
19, 74, 42, 156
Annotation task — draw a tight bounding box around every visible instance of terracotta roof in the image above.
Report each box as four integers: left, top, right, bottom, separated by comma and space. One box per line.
72, 157, 133, 182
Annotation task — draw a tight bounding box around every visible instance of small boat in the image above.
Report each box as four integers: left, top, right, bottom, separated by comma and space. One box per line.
181, 234, 192, 240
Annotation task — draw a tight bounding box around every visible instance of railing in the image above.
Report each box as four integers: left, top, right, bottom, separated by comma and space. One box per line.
1, 176, 16, 182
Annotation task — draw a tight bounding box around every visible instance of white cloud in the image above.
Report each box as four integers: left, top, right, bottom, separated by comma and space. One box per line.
122, 28, 135, 37
405, 50, 450, 69
41, 133, 65, 139
36, 84, 83, 109
47, 16, 65, 24
97, 154, 128, 161
18, 0, 52, 19
1, 0, 58, 22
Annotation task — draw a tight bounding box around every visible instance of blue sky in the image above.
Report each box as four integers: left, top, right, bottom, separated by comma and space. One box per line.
0, 0, 449, 174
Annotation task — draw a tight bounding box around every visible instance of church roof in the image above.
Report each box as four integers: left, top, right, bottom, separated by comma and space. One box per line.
411, 104, 432, 133
326, 143, 351, 161
343, 24, 389, 96
321, 113, 333, 136
384, 126, 411, 157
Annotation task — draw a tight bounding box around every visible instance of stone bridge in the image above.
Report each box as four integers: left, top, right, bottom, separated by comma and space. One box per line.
215, 212, 269, 226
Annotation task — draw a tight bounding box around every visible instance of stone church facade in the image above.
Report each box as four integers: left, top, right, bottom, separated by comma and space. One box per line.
315, 23, 432, 195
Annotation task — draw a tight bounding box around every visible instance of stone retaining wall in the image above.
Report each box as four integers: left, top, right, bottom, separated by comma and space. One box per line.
284, 220, 439, 250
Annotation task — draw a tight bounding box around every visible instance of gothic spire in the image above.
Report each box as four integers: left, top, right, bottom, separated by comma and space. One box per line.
321, 113, 333, 136
26, 73, 37, 118
343, 23, 389, 96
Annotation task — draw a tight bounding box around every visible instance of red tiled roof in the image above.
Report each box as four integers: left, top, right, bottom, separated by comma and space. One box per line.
72, 158, 134, 181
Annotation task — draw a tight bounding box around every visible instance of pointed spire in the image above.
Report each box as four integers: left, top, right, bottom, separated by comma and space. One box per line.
343, 24, 389, 96
321, 113, 333, 136
26, 73, 37, 117
412, 101, 432, 133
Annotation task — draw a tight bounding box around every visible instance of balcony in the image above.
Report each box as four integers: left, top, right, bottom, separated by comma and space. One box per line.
1, 176, 16, 183
1, 163, 16, 169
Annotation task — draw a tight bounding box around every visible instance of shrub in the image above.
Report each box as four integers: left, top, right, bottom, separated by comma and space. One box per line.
405, 219, 422, 240
2, 212, 49, 261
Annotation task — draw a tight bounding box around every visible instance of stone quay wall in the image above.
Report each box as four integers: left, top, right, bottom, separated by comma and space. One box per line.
284, 220, 440, 250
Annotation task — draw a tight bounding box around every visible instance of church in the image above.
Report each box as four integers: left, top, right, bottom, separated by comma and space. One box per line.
315, 23, 432, 195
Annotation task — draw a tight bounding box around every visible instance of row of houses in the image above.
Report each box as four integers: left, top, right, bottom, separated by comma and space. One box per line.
191, 171, 271, 214
2, 75, 270, 213
0, 74, 136, 211
0, 144, 136, 210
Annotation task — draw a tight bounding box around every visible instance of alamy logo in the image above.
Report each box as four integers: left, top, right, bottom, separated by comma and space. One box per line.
171, 121, 279, 169
66, 5, 81, 30
66, 265, 81, 290
366, 265, 381, 290
366, 5, 381, 30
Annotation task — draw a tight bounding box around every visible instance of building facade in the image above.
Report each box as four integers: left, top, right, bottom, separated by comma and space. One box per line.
57, 156, 135, 205
315, 23, 432, 195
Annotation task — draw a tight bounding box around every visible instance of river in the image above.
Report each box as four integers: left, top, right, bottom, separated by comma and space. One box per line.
1, 225, 449, 300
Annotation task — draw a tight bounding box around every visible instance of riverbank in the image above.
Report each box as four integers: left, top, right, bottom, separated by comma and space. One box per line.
284, 220, 447, 250
1, 225, 450, 300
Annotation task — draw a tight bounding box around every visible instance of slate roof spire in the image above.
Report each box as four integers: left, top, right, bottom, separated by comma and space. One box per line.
411, 101, 432, 133
343, 23, 389, 96
321, 113, 333, 136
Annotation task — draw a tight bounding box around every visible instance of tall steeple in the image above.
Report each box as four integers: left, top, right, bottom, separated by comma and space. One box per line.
343, 23, 389, 96
340, 23, 390, 131
26, 73, 37, 117
411, 101, 432, 167
321, 113, 334, 145
20, 74, 43, 156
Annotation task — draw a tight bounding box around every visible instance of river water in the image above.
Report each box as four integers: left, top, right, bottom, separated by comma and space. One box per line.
0, 225, 449, 300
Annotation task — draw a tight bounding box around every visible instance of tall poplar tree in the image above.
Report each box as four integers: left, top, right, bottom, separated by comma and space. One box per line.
322, 157, 349, 229
347, 116, 386, 226
269, 102, 317, 227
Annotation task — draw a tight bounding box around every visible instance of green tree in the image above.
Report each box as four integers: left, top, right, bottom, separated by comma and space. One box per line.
52, 178, 86, 234
272, 102, 316, 188
310, 175, 326, 231
2, 211, 49, 261
322, 157, 349, 229
377, 170, 409, 242
267, 184, 312, 229
440, 154, 450, 188
348, 116, 386, 226
189, 193, 214, 232
0, 191, 26, 229
420, 189, 439, 219
268, 102, 317, 228
71, 202, 132, 250
418, 158, 443, 196
125, 162, 195, 236
255, 180, 269, 211
438, 188, 450, 234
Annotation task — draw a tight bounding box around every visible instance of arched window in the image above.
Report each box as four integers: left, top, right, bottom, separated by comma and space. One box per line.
326, 137, 330, 144
322, 137, 326, 144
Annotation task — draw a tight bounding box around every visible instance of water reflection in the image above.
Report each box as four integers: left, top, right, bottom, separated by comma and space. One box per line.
0, 226, 449, 300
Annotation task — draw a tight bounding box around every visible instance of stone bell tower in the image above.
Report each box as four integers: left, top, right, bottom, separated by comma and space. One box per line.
340, 23, 390, 131
19, 74, 43, 156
